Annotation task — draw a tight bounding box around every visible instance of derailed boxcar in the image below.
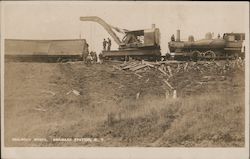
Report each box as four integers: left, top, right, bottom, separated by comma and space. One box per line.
5, 39, 88, 62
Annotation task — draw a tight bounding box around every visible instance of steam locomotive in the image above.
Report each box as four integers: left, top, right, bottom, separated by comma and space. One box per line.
168, 30, 245, 61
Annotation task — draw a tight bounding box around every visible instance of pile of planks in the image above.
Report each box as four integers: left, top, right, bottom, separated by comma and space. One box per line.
113, 60, 185, 94
113, 59, 245, 76
114, 60, 185, 76
112, 59, 245, 98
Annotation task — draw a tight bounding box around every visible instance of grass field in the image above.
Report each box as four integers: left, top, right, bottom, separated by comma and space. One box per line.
4, 61, 245, 147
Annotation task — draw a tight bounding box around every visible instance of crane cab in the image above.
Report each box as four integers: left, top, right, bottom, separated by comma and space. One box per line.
120, 28, 160, 50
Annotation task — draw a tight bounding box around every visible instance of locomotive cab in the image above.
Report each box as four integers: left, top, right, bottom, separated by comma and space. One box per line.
223, 33, 245, 42
223, 33, 245, 58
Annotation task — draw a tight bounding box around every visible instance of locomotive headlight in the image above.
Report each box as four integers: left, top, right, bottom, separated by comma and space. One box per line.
242, 41, 245, 53
170, 52, 176, 56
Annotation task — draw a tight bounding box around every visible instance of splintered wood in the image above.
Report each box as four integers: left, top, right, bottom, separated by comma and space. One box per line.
113, 65, 122, 70
176, 64, 181, 73
184, 62, 189, 71
118, 60, 189, 76
134, 72, 143, 78
110, 59, 244, 100
163, 79, 174, 90
158, 67, 167, 75
167, 66, 173, 76
116, 60, 244, 83
130, 64, 148, 71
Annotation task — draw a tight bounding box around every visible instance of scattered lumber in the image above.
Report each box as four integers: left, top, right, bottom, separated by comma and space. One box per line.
122, 63, 138, 70
130, 64, 148, 71
145, 63, 155, 68
134, 72, 143, 78
163, 79, 174, 90
136, 92, 140, 100
66, 89, 81, 96
114, 60, 245, 95
41, 90, 56, 96
176, 64, 181, 73
184, 62, 189, 71
34, 106, 47, 112
167, 66, 173, 76
113, 65, 122, 70
158, 61, 185, 64
158, 67, 167, 75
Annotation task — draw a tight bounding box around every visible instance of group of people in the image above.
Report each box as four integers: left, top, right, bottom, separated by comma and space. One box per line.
81, 40, 98, 64
85, 51, 98, 64
81, 38, 113, 64
103, 38, 112, 51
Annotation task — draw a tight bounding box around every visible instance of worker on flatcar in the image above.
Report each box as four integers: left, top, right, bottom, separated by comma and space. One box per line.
218, 34, 221, 39
103, 39, 107, 51
107, 38, 112, 51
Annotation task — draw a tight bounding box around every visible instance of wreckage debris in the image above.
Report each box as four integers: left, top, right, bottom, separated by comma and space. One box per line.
33, 105, 47, 112
41, 90, 56, 96
117, 60, 245, 75
66, 89, 81, 96
163, 79, 174, 90
113, 59, 244, 98
136, 92, 141, 100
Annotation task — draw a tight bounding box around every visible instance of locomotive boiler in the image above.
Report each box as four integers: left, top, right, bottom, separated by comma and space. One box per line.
168, 30, 245, 61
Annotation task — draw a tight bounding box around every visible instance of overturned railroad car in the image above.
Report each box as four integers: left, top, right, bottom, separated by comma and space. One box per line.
5, 39, 88, 62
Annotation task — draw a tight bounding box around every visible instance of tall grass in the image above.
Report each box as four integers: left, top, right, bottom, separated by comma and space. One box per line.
97, 92, 244, 147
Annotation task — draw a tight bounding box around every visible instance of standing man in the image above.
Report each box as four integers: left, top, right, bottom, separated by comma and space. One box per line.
86, 53, 92, 65
82, 39, 89, 61
217, 33, 221, 39
90, 51, 97, 63
107, 38, 111, 51
103, 39, 107, 51
171, 34, 175, 41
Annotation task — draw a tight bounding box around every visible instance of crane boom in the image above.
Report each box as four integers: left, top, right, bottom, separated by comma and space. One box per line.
80, 16, 123, 46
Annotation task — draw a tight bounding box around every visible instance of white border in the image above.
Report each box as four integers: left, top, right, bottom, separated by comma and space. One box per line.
1, 1, 249, 159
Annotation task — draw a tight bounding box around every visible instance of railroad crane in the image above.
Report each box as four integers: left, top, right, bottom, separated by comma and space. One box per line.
80, 16, 161, 61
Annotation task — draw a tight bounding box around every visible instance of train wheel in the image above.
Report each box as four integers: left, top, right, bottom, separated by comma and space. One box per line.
125, 56, 129, 62
204, 50, 216, 61
104, 56, 109, 61
233, 53, 239, 60
165, 53, 171, 60
192, 51, 201, 62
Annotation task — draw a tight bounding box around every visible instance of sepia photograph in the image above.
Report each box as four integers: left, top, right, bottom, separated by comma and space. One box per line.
1, 1, 249, 159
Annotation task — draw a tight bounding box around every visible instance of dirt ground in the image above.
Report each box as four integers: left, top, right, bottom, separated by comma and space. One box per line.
4, 60, 245, 147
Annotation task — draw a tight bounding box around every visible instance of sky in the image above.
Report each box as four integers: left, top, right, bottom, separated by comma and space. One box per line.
1, 1, 249, 54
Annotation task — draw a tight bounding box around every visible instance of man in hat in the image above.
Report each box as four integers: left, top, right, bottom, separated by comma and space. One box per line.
107, 38, 112, 51
103, 39, 107, 51
171, 34, 175, 41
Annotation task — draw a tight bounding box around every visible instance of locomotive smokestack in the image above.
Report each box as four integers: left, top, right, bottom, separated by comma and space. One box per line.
151, 24, 155, 29
176, 29, 180, 42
